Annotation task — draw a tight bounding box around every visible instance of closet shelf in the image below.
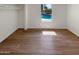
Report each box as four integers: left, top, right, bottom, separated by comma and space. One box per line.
0, 5, 20, 10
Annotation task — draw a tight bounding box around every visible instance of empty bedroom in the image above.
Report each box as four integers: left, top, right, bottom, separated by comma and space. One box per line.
0, 4, 79, 55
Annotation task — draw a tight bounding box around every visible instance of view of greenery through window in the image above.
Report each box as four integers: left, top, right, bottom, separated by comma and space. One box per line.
41, 4, 52, 21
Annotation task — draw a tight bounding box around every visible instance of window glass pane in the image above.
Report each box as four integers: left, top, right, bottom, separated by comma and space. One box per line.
41, 4, 52, 22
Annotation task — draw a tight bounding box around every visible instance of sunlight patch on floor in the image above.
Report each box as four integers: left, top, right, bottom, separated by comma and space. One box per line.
42, 31, 57, 35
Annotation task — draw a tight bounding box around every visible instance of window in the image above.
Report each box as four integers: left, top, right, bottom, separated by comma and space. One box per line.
41, 4, 52, 22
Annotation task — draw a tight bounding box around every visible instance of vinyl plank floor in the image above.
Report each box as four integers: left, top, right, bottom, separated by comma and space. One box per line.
0, 29, 79, 55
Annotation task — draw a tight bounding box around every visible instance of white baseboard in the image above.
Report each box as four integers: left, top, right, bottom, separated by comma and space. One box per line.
67, 28, 79, 37
28, 27, 66, 29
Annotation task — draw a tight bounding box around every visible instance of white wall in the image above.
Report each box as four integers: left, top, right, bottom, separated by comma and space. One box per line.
67, 4, 79, 37
25, 4, 67, 29
0, 4, 18, 42
18, 5, 25, 28
52, 4, 67, 29
41, 4, 67, 29
24, 4, 29, 30
27, 4, 41, 28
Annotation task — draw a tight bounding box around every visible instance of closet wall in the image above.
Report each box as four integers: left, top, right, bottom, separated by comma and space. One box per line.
0, 4, 19, 42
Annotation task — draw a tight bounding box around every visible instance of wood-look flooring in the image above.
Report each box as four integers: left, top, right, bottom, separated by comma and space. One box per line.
0, 29, 79, 55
